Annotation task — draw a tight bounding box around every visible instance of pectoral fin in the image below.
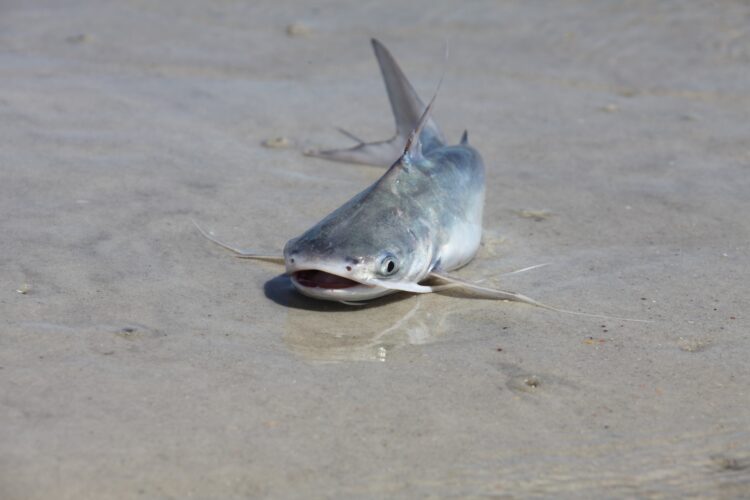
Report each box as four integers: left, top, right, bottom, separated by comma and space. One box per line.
428, 271, 651, 322
428, 271, 550, 308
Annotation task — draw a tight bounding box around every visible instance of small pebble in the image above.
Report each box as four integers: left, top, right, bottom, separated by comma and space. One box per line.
524, 376, 541, 388
515, 209, 552, 222
66, 33, 92, 44
507, 375, 542, 393
584, 337, 606, 345
262, 136, 292, 149
286, 22, 312, 37
678, 337, 711, 353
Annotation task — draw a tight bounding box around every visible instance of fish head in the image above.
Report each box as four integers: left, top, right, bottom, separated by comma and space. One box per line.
283, 195, 434, 302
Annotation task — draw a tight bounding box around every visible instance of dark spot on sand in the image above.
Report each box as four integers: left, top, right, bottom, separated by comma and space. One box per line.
524, 377, 541, 388
66, 33, 92, 44
506, 374, 542, 393
712, 455, 750, 472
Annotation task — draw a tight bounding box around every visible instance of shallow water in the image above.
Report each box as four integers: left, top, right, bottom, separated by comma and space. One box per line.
1, 1, 750, 498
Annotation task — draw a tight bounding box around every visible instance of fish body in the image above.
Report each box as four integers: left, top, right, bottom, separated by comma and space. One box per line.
284, 40, 486, 302
194, 40, 647, 322
286, 144, 485, 301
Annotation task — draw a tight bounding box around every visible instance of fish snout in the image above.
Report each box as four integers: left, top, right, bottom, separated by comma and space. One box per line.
284, 251, 336, 276
285, 253, 362, 277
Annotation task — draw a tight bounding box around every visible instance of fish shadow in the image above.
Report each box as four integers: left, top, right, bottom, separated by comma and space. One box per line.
263, 274, 411, 312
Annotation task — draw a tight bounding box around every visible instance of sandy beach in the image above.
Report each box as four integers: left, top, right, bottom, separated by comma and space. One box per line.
1, 1, 749, 497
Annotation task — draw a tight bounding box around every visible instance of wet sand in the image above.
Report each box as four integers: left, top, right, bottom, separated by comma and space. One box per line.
1, 1, 749, 497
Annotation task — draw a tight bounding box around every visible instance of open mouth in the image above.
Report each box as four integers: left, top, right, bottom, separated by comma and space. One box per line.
292, 270, 365, 289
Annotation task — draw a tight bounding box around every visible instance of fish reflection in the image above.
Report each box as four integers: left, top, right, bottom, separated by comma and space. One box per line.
265, 274, 451, 362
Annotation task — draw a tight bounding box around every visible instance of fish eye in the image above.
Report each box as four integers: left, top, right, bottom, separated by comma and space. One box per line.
378, 254, 399, 276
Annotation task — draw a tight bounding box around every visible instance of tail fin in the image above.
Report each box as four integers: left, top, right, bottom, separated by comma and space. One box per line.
305, 39, 445, 166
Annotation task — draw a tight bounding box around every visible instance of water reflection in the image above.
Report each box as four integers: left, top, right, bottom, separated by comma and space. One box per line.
265, 274, 451, 362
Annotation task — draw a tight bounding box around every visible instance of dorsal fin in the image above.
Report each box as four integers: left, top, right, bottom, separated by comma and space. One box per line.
402, 82, 441, 165
460, 130, 469, 145
370, 87, 441, 192
305, 40, 446, 166
371, 39, 445, 147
